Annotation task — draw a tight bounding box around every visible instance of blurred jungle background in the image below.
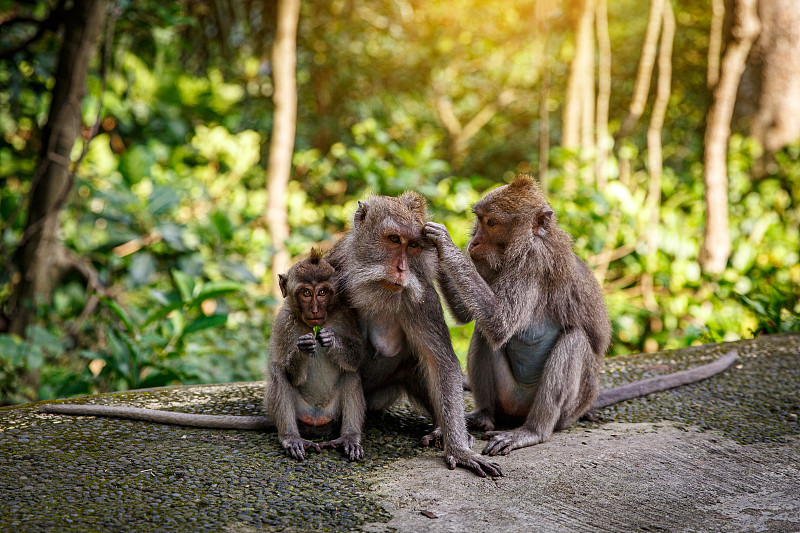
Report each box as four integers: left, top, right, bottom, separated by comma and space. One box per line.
1, 0, 799, 405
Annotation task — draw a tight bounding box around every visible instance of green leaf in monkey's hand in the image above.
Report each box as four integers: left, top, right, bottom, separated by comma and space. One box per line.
313, 326, 322, 336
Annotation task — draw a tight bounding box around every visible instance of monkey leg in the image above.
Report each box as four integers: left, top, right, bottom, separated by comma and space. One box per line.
420, 426, 475, 449
406, 343, 502, 478
483, 328, 588, 456
282, 435, 322, 461
320, 372, 365, 461
465, 332, 498, 432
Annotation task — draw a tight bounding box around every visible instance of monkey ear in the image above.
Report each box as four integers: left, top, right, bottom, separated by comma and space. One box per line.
278, 274, 288, 298
533, 207, 554, 237
353, 200, 368, 229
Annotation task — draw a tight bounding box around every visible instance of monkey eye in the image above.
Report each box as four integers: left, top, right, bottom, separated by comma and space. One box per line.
301, 288, 312, 297
408, 241, 420, 248
486, 218, 497, 228
318, 288, 328, 296
388, 234, 401, 244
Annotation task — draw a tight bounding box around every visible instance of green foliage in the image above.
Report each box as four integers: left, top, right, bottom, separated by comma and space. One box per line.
736, 291, 800, 336
1, 0, 799, 403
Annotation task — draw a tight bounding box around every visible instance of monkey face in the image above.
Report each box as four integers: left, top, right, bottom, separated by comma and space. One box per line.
296, 283, 332, 328
380, 229, 423, 291
468, 206, 508, 271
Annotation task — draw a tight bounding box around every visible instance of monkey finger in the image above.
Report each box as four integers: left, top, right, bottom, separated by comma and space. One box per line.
482, 437, 507, 456
317, 328, 335, 347
346, 444, 364, 461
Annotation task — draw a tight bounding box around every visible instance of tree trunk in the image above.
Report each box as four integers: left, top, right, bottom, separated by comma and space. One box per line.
265, 0, 300, 300
562, 0, 596, 152
617, 0, 664, 140
642, 0, 675, 310
707, 0, 725, 89
8, 0, 108, 337
595, 0, 611, 190
539, 31, 551, 193
734, 0, 800, 156
700, 0, 760, 274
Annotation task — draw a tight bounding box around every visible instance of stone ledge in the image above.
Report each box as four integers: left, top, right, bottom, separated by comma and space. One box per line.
1, 334, 798, 532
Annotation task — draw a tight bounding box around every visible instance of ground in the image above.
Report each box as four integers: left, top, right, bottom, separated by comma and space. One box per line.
1, 334, 798, 532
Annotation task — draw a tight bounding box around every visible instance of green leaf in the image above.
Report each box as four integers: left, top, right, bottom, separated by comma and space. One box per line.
99, 296, 136, 334
143, 300, 185, 327
193, 281, 243, 303
182, 314, 228, 335
171, 270, 195, 301
138, 368, 183, 389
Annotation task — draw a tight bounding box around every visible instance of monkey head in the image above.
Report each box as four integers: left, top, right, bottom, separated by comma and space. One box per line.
279, 249, 337, 329
468, 175, 555, 270
347, 192, 431, 301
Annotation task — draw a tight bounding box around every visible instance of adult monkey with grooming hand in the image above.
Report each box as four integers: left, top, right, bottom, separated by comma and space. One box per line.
325, 192, 502, 478
424, 175, 736, 456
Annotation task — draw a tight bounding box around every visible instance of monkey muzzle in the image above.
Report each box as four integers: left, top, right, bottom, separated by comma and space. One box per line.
380, 280, 404, 292
304, 317, 325, 327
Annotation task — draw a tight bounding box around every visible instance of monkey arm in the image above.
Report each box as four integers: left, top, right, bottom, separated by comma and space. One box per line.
436, 267, 475, 324
320, 309, 366, 372
404, 287, 503, 477
424, 222, 499, 315
425, 222, 538, 348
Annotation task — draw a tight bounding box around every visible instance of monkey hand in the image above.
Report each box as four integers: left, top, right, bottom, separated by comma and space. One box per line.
316, 327, 335, 348
482, 427, 544, 456
423, 222, 457, 253
297, 332, 317, 354
280, 434, 322, 461
445, 446, 503, 478
420, 427, 475, 449
466, 409, 495, 432
320, 433, 364, 461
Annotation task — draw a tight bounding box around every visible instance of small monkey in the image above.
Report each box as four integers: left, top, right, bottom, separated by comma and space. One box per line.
325, 192, 502, 477
425, 175, 736, 456
265, 249, 366, 461
41, 251, 366, 462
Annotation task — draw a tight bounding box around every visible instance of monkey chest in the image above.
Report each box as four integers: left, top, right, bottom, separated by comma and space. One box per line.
502, 320, 561, 386
297, 349, 340, 407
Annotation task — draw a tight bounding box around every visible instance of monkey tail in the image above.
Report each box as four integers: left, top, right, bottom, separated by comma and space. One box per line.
39, 404, 275, 431
592, 349, 738, 410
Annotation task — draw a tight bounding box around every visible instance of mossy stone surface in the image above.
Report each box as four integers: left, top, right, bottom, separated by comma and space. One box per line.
1, 334, 798, 532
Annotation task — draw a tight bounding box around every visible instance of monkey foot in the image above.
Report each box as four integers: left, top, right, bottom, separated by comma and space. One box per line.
465, 410, 495, 432
482, 428, 544, 456
446, 447, 503, 478
320, 435, 364, 461
421, 427, 474, 449
281, 435, 322, 461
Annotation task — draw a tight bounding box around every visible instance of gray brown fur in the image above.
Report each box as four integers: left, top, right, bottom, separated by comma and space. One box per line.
424, 175, 612, 456
264, 250, 366, 461
325, 192, 502, 477
40, 252, 366, 463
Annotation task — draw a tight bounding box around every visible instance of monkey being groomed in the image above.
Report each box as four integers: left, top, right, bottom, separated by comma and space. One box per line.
41, 250, 367, 462
425, 175, 737, 456
325, 192, 503, 478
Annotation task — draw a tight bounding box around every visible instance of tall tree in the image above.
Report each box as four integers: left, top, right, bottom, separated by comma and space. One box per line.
617, 0, 664, 140
735, 0, 800, 158
265, 0, 300, 300
7, 0, 109, 336
642, 0, 675, 310
594, 0, 611, 190
700, 0, 760, 274
562, 0, 596, 153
